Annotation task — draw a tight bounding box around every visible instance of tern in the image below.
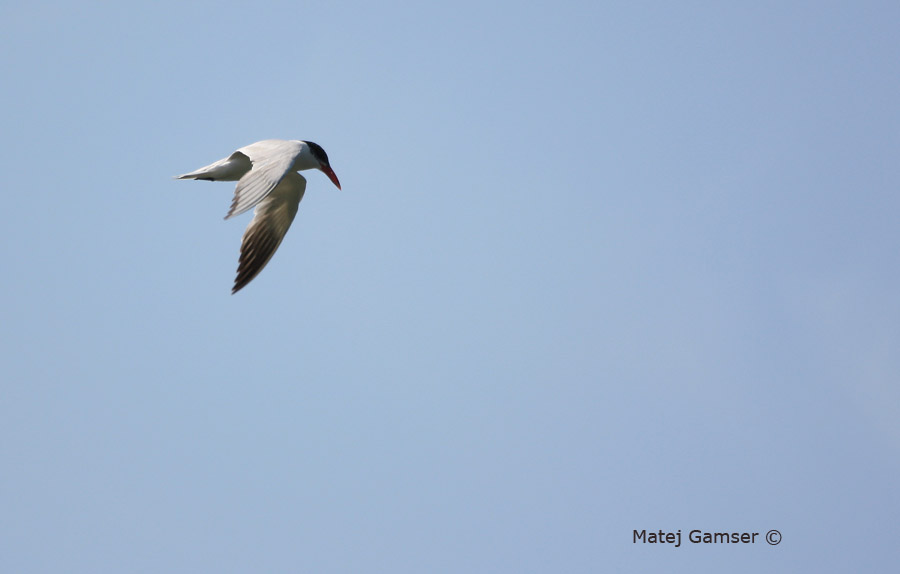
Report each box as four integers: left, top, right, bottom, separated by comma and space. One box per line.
176, 139, 341, 294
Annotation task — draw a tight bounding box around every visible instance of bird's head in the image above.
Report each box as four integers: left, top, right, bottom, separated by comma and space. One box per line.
304, 141, 341, 190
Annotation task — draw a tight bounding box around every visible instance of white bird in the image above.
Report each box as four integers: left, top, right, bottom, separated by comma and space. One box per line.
176, 139, 341, 293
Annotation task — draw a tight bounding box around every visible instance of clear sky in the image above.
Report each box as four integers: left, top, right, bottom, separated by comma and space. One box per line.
2, 1, 899, 572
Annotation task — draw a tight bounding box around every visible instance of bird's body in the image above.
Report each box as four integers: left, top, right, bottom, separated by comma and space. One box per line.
176, 139, 341, 293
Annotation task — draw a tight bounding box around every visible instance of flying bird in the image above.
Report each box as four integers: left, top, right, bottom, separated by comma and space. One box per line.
176, 139, 341, 293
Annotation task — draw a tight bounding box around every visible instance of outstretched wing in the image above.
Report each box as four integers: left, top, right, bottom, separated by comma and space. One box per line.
232, 172, 306, 293
225, 140, 304, 220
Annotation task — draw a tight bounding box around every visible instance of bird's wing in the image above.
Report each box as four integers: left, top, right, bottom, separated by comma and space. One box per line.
232, 172, 306, 294
225, 140, 304, 220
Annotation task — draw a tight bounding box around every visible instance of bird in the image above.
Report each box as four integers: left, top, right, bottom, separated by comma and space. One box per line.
176, 139, 341, 294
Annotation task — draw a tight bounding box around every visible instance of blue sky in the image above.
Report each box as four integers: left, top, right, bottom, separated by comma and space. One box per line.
2, 1, 899, 572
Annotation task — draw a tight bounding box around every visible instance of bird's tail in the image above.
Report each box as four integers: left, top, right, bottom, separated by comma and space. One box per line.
174, 152, 248, 181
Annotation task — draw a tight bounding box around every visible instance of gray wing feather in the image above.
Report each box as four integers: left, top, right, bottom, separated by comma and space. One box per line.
232, 172, 306, 293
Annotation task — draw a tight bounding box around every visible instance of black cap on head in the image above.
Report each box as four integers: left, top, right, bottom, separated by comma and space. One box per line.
305, 141, 330, 165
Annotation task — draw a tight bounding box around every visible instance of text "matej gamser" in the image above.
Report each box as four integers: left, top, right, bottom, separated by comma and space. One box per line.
634, 529, 760, 548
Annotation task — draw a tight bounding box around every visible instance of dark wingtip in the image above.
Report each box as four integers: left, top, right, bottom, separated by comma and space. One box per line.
231, 269, 250, 295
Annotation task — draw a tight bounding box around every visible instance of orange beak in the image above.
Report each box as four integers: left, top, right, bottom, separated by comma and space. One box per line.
320, 165, 341, 190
